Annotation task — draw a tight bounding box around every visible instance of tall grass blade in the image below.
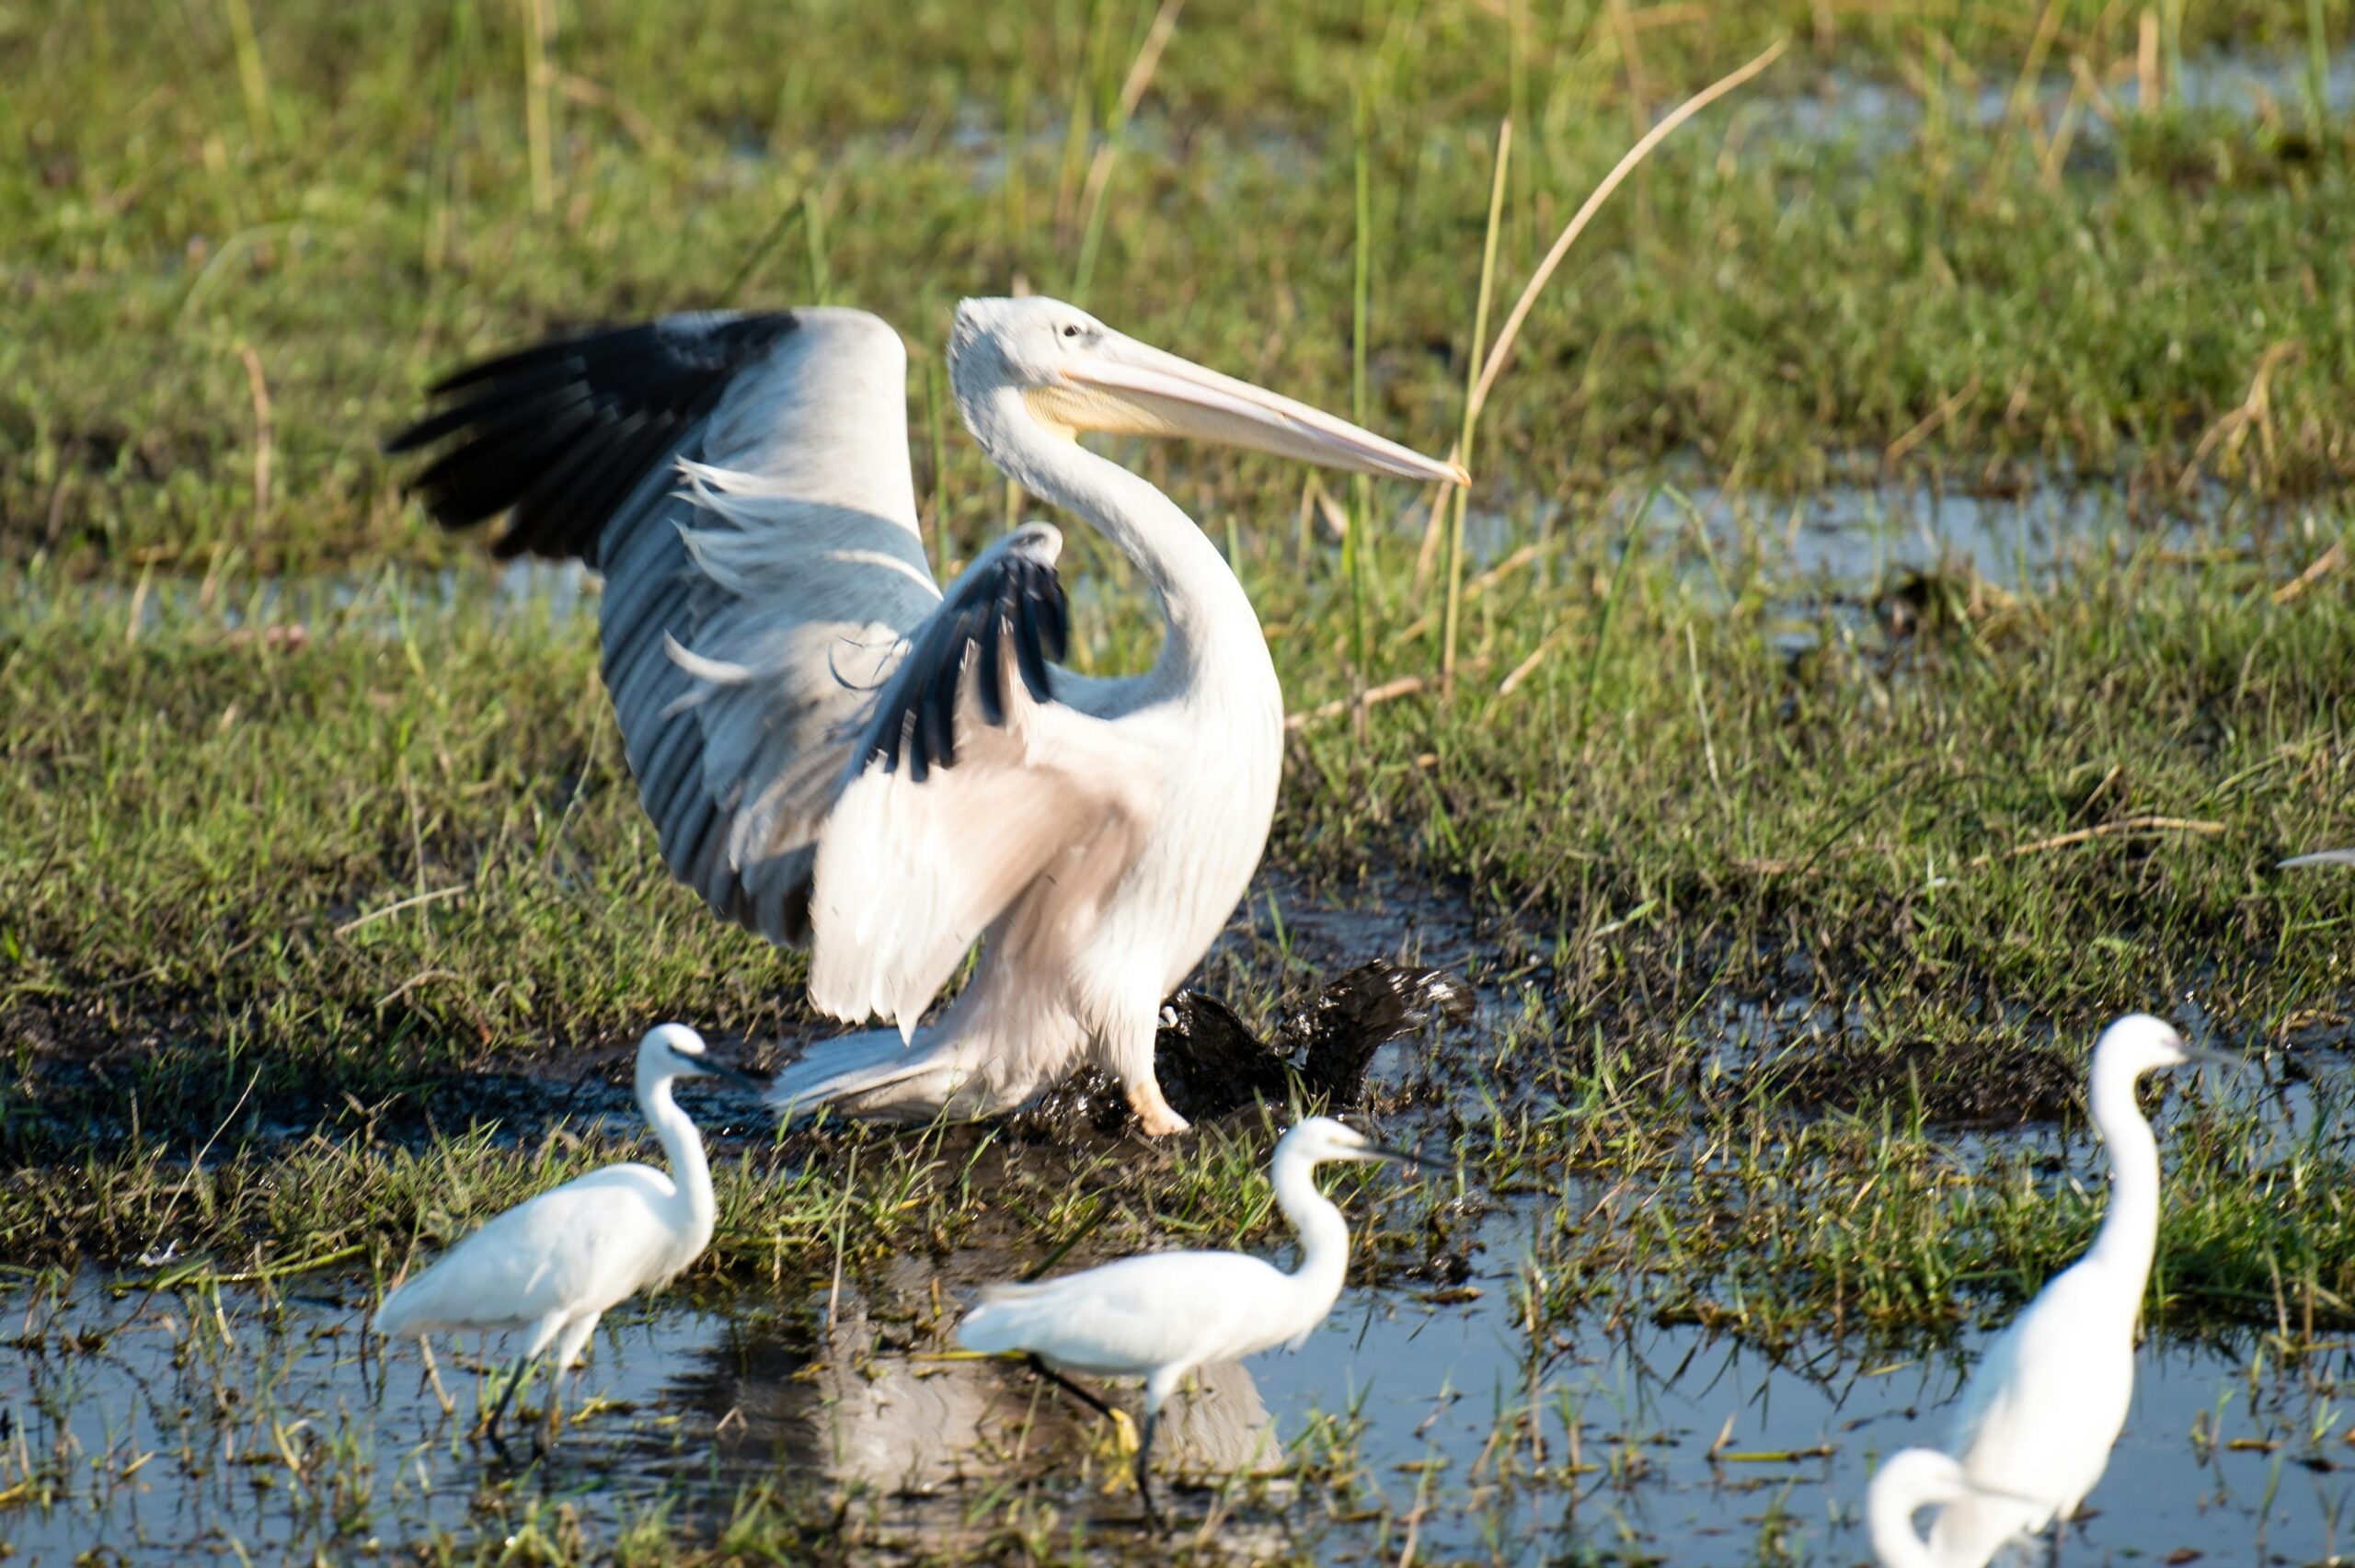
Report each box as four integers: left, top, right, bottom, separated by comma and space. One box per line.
1442, 119, 1511, 693
1349, 83, 1375, 682
1575, 488, 1654, 750
1468, 38, 1787, 425
520, 0, 555, 216
220, 0, 272, 147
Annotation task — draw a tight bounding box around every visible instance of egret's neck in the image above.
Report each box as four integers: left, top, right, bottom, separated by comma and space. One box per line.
636, 1069, 718, 1253
2083, 1058, 2161, 1297
1866, 1479, 1940, 1568
965, 386, 1273, 686
1273, 1149, 1353, 1331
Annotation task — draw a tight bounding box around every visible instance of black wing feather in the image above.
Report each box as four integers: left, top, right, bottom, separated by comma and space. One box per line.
868, 530, 1069, 781
385, 311, 800, 565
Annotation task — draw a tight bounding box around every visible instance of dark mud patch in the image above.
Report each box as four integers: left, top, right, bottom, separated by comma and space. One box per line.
1740, 1026, 2083, 1127
1019, 962, 1475, 1137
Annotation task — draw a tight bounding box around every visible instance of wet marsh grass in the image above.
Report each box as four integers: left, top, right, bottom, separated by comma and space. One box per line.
6, 518, 2349, 1151
6, 2, 2355, 576
6, 0, 2355, 1559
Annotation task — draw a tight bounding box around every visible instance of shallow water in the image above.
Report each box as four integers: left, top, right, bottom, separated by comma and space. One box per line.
904, 45, 2354, 193
6, 464, 2269, 665
1772, 44, 2355, 160
7, 1230, 2345, 1564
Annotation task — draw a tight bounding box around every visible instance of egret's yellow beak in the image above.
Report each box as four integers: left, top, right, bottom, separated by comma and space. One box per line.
1033, 335, 1469, 487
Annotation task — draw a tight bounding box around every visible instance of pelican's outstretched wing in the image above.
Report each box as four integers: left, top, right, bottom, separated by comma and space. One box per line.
807, 523, 1158, 1037
389, 308, 943, 944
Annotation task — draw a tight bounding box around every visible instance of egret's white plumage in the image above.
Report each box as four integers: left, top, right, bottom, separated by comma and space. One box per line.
954, 1116, 1431, 1525
2282, 848, 2355, 868
373, 1024, 757, 1446
1920, 1013, 2239, 1566
391, 300, 1465, 1137
1867, 1448, 2044, 1568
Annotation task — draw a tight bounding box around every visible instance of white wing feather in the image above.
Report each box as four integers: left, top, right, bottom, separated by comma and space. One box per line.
956, 1252, 1295, 1375
373, 1165, 680, 1341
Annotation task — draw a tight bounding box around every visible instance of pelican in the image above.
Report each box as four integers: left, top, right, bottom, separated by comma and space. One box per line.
389, 300, 1465, 1135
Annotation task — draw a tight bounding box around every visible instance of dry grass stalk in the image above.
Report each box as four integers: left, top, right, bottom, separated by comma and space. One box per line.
1466, 38, 1788, 429
1967, 816, 2225, 869
236, 343, 272, 540
2271, 540, 2345, 606
1885, 374, 1982, 467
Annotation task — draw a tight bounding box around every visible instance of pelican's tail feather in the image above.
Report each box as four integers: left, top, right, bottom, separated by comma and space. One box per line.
765, 1028, 991, 1125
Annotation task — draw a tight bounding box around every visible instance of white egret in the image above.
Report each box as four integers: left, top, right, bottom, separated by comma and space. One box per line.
389, 302, 1467, 1137
952, 1115, 1434, 1527
1923, 1013, 2244, 1565
372, 1023, 759, 1450
1867, 1448, 2045, 1568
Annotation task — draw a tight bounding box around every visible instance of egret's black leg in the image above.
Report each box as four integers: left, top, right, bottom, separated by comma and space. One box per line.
535, 1370, 569, 1459
2050, 1510, 2067, 1568
1135, 1410, 1164, 1533
482, 1355, 532, 1457
1025, 1354, 1118, 1420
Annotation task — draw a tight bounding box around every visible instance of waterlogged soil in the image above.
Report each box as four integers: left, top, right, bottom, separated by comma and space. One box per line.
6, 1224, 2346, 1565
3, 872, 2349, 1562
5, 677, 2349, 1560
16, 467, 2269, 651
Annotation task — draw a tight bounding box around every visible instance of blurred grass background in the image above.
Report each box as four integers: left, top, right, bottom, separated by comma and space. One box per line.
5, 0, 2351, 574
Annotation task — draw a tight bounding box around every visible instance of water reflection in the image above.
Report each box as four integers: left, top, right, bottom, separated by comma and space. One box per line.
1268, 1267, 2348, 1565
649, 1286, 1279, 1500
5, 1251, 2347, 1562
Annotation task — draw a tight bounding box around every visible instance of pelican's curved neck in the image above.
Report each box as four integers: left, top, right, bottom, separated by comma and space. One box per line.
961, 384, 1269, 681
636, 1067, 717, 1253
1273, 1149, 1352, 1332
2084, 1055, 2160, 1297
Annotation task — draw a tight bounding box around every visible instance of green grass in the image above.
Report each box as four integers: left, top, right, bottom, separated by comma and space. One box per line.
6, 0, 2355, 1560
6, 2, 2354, 577
5, 521, 2349, 1156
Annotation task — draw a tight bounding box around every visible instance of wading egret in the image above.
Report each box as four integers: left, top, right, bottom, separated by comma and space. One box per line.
1924, 1013, 2244, 1565
953, 1116, 1434, 1527
373, 1023, 759, 1450
389, 302, 1467, 1137
1867, 1448, 2044, 1568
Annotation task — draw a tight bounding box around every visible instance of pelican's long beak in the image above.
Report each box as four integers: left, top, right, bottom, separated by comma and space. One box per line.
1040, 334, 1470, 486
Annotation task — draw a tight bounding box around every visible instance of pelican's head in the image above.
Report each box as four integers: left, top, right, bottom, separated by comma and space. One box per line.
2090, 1013, 2246, 1082
638, 1024, 765, 1091
949, 296, 1469, 486
1279, 1115, 1442, 1171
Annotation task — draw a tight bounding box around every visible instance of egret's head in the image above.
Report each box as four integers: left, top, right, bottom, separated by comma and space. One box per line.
1280, 1115, 1439, 1171
2091, 1013, 2245, 1082
1866, 1448, 2051, 1557
948, 295, 1469, 486
638, 1024, 764, 1091
1867, 1448, 1976, 1521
